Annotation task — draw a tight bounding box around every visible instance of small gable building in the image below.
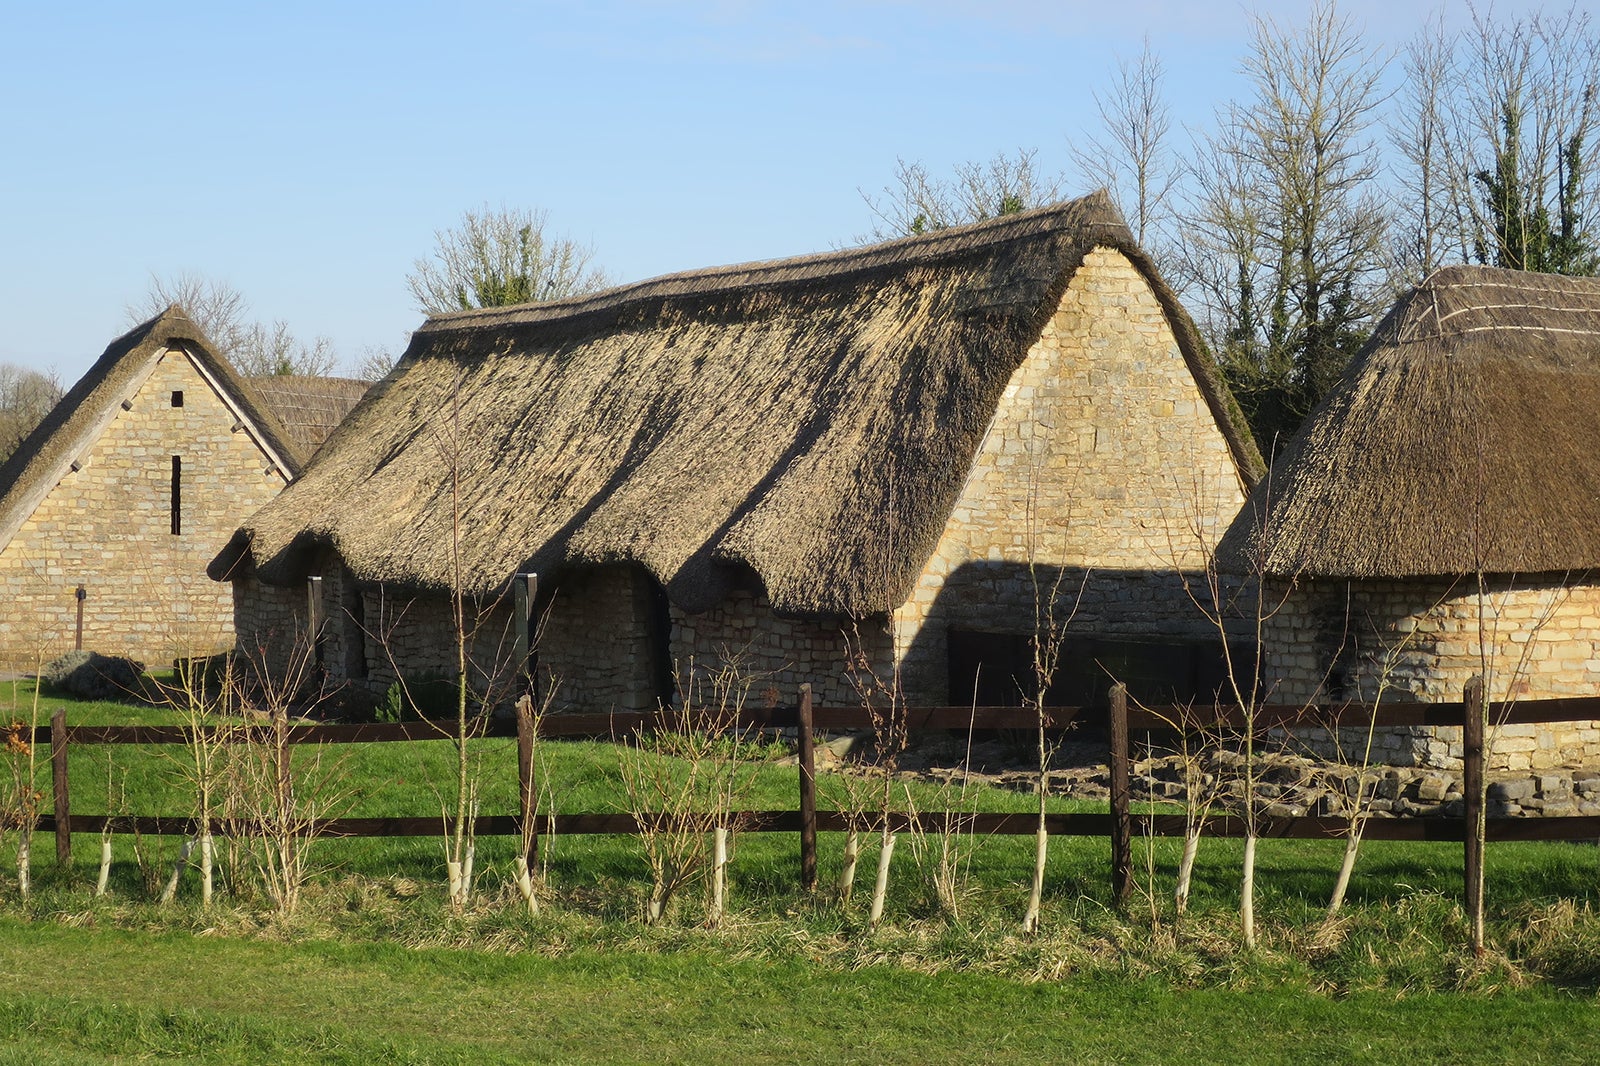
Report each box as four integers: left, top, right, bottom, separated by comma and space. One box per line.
0, 309, 355, 666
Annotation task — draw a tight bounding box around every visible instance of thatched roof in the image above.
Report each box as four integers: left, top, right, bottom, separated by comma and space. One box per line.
1218, 264, 1600, 579
0, 307, 304, 549
213, 192, 1262, 615
247, 376, 371, 458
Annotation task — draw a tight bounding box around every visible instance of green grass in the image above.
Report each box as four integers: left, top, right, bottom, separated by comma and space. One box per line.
4, 679, 1600, 1061
0, 917, 1597, 1065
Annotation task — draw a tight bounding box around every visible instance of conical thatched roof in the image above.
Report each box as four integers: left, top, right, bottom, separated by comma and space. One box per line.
0, 308, 303, 547
213, 192, 1261, 615
1218, 264, 1600, 579
247, 375, 371, 459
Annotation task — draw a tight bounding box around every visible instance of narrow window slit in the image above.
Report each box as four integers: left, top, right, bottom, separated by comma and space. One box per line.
170, 455, 182, 535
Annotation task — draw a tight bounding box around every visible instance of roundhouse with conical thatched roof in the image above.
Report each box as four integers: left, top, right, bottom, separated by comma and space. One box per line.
1217, 264, 1600, 771
214, 193, 1261, 712
0, 308, 312, 665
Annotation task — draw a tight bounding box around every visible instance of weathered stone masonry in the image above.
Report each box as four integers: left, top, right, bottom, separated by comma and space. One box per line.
890, 247, 1249, 706
1, 350, 288, 666
1265, 576, 1600, 771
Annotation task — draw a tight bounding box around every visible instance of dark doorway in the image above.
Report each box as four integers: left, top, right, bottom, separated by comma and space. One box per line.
949, 630, 1239, 714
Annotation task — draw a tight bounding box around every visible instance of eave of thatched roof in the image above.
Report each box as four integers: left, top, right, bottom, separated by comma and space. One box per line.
214, 192, 1262, 614
247, 376, 371, 459
0, 307, 305, 548
1217, 264, 1600, 579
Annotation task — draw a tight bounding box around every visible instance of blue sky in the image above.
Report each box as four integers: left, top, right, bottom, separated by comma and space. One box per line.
0, 0, 1552, 381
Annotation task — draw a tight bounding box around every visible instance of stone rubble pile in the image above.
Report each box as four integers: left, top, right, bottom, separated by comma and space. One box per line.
841, 734, 1600, 819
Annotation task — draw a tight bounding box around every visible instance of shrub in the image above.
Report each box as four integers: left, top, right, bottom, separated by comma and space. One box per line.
41, 649, 146, 701
375, 672, 461, 723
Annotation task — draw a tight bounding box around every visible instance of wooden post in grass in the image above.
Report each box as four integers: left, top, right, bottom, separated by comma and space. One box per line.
1109, 682, 1132, 908
516, 693, 539, 873
797, 684, 817, 893
51, 708, 70, 866
1463, 674, 1487, 956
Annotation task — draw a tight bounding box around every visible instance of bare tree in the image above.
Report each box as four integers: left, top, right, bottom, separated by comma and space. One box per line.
858, 149, 1064, 240
233, 321, 338, 378
1174, 2, 1394, 449
1070, 37, 1180, 248
128, 274, 339, 376
1390, 13, 1462, 283
128, 273, 250, 356
407, 206, 611, 315
0, 364, 63, 463
354, 345, 398, 383
1452, 5, 1600, 275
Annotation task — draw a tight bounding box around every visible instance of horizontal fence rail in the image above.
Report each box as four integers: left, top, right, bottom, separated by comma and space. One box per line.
37, 811, 1600, 845
26, 681, 1600, 907
31, 695, 1600, 747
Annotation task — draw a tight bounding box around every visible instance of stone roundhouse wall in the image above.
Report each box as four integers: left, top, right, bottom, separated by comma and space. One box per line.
1265, 576, 1600, 771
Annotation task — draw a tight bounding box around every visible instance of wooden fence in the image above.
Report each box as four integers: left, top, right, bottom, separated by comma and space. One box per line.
31, 680, 1600, 901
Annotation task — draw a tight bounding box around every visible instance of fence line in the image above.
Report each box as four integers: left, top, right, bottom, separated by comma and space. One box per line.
30, 678, 1600, 903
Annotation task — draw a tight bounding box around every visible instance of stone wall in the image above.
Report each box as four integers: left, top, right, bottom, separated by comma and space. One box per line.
670, 587, 892, 711
539, 566, 665, 713
891, 247, 1250, 706
0, 348, 289, 667
1265, 575, 1600, 770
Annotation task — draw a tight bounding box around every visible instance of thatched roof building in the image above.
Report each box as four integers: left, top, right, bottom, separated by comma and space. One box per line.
0, 308, 312, 663
0, 308, 303, 544
1218, 265, 1600, 580
246, 376, 371, 459
214, 192, 1261, 622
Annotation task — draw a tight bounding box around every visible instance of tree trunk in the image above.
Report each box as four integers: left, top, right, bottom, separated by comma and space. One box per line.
868, 831, 896, 929
1241, 832, 1257, 949
160, 837, 196, 905
1175, 828, 1201, 917
1324, 825, 1363, 924
1023, 816, 1046, 934
709, 826, 728, 926
95, 835, 112, 897
838, 827, 860, 902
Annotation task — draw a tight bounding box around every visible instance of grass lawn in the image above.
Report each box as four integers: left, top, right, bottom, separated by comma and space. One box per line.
0, 918, 1596, 1065
1, 679, 1600, 1062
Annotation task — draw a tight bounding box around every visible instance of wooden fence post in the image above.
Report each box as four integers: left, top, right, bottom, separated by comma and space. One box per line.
306, 576, 324, 670
1463, 674, 1486, 957
51, 708, 70, 866
797, 684, 817, 893
516, 694, 539, 873
513, 573, 539, 703
1109, 682, 1132, 908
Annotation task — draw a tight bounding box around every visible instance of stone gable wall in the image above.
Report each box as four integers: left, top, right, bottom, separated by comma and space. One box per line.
890, 247, 1249, 705
1265, 576, 1600, 770
0, 350, 288, 667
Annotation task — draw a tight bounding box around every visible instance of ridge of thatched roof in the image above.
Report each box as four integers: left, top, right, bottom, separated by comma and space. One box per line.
0, 307, 305, 548
214, 192, 1263, 614
247, 376, 371, 459
1218, 264, 1600, 579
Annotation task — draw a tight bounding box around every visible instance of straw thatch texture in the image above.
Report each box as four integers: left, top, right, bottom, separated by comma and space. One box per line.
247, 376, 371, 458
216, 192, 1260, 615
1218, 265, 1600, 578
0, 308, 303, 545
